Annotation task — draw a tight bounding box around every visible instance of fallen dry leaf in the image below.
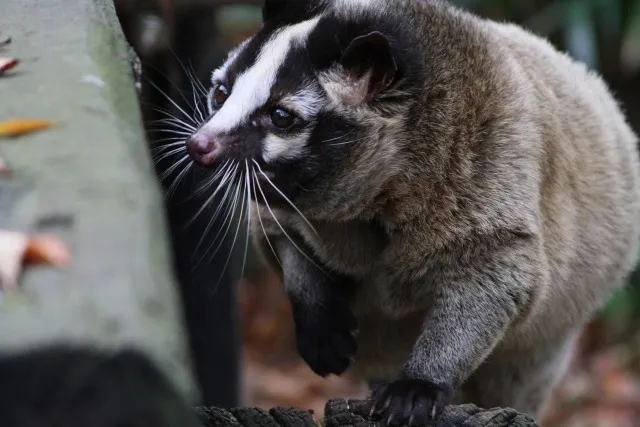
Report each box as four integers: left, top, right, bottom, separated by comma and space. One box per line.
0, 231, 71, 291
24, 234, 72, 267
0, 119, 55, 138
0, 57, 19, 75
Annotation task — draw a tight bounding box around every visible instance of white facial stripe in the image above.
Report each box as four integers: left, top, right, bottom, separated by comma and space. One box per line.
263, 133, 309, 163
201, 16, 322, 137
280, 86, 325, 120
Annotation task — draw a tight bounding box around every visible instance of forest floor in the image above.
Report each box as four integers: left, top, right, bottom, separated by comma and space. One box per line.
238, 267, 640, 427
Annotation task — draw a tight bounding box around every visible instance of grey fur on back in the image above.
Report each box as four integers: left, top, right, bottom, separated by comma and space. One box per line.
186, 0, 640, 422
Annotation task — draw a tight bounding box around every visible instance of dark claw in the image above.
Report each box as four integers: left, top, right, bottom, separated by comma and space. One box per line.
292, 293, 358, 377
369, 378, 453, 426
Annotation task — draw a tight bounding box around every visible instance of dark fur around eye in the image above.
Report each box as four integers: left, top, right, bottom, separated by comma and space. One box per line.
271, 107, 296, 129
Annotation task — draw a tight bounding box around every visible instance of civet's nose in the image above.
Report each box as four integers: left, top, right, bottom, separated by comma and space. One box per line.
186, 133, 218, 166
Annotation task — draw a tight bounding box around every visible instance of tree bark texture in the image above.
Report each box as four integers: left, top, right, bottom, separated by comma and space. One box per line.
197, 399, 539, 427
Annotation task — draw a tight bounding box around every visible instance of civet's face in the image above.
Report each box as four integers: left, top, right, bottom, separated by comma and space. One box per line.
185, 0, 419, 220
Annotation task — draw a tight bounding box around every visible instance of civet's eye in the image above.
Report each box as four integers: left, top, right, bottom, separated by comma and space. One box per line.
212, 84, 230, 106
270, 107, 296, 129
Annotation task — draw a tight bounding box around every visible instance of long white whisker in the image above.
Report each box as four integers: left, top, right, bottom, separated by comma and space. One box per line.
138, 61, 200, 119
253, 160, 319, 237
151, 143, 185, 157
252, 169, 329, 277
146, 128, 193, 138
147, 116, 190, 125
144, 104, 195, 126
325, 134, 371, 147
188, 160, 232, 200
150, 137, 185, 148
147, 116, 197, 130
189, 163, 238, 260
193, 170, 242, 268
201, 168, 236, 219
252, 173, 303, 290
185, 163, 239, 227
187, 58, 209, 98
240, 160, 253, 280
189, 76, 207, 124
166, 161, 193, 200
318, 130, 358, 144
327, 137, 369, 147
145, 78, 199, 127
147, 45, 208, 127
159, 155, 190, 182
251, 172, 283, 268
212, 169, 248, 290
148, 120, 196, 135
153, 146, 186, 163
163, 44, 208, 101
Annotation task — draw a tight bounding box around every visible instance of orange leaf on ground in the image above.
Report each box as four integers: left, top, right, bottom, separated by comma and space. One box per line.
0, 119, 55, 138
24, 234, 72, 267
0, 57, 19, 74
0, 230, 71, 291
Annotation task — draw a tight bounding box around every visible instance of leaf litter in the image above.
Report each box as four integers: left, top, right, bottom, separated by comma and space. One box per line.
0, 37, 69, 289
0, 118, 56, 176
0, 119, 56, 138
0, 36, 18, 76
0, 230, 71, 292
0, 57, 19, 75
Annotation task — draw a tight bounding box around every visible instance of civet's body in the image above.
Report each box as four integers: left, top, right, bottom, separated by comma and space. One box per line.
184, 0, 640, 423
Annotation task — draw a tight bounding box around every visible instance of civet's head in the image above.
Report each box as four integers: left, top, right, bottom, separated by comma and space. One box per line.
186, 0, 424, 220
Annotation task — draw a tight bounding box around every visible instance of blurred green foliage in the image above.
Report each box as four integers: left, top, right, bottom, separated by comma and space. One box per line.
455, 0, 640, 76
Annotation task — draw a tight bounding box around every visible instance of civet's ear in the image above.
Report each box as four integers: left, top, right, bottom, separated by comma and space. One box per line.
339, 31, 399, 104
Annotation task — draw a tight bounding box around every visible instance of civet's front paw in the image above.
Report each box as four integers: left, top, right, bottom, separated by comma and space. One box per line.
369, 378, 453, 426
291, 292, 358, 377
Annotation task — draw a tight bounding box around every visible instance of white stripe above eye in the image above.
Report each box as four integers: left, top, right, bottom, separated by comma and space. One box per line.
200, 15, 322, 137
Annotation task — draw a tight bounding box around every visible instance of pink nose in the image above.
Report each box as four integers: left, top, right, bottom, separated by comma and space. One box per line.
186, 133, 217, 166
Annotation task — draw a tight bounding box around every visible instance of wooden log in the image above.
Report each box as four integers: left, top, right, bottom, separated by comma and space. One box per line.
0, 0, 197, 420
196, 399, 539, 427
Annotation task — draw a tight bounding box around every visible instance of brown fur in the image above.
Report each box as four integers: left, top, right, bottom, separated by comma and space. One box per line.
248, 0, 640, 420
